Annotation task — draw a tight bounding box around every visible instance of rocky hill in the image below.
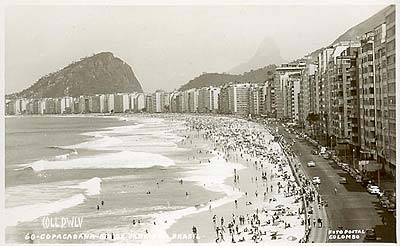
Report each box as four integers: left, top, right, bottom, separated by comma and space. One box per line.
331, 5, 391, 45
179, 64, 276, 91
9, 52, 143, 98
229, 37, 286, 74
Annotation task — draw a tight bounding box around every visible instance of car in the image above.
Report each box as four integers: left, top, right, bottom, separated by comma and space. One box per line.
339, 177, 347, 184
349, 169, 357, 178
307, 161, 316, 167
365, 229, 377, 241
341, 163, 350, 172
367, 185, 381, 194
387, 202, 396, 212
312, 176, 321, 184
323, 154, 330, 159
380, 198, 390, 208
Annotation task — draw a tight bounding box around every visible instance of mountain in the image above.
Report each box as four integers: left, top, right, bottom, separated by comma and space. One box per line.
179, 65, 276, 91
331, 6, 391, 45
229, 37, 286, 74
9, 52, 143, 99
293, 6, 391, 64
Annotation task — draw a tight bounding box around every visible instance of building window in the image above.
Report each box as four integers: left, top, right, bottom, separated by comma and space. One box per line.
387, 40, 395, 52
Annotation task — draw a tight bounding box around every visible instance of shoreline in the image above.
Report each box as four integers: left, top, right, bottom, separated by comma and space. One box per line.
164, 116, 306, 243
5, 114, 307, 244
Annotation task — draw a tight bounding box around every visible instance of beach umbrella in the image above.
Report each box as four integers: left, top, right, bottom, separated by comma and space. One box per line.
287, 236, 297, 241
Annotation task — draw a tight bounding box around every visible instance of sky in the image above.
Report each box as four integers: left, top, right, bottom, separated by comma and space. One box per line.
5, 4, 387, 93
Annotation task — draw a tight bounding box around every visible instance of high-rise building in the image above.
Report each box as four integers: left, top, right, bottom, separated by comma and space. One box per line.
187, 89, 198, 113
218, 84, 230, 114
330, 45, 360, 161
107, 94, 115, 113
122, 94, 130, 113
359, 31, 380, 170
197, 87, 209, 113
264, 80, 276, 117
249, 83, 267, 116
384, 6, 396, 175
299, 62, 318, 128
197, 86, 220, 113
358, 5, 395, 176
145, 94, 153, 113
229, 83, 251, 115
152, 90, 164, 113
276, 63, 305, 123
89, 95, 101, 113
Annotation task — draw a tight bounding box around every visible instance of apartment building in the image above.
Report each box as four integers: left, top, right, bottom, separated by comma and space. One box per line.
276, 63, 305, 123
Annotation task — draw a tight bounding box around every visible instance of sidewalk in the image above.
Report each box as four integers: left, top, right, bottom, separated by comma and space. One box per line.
292, 156, 328, 243
279, 139, 328, 243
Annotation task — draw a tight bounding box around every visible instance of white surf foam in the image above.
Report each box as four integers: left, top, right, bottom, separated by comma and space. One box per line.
66, 136, 123, 150
6, 177, 103, 227
144, 152, 246, 244
62, 119, 184, 153
66, 177, 102, 196
20, 151, 175, 172
5, 194, 86, 227
54, 149, 78, 161
180, 152, 245, 194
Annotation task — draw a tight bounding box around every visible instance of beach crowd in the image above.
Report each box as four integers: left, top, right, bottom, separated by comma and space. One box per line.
181, 116, 315, 243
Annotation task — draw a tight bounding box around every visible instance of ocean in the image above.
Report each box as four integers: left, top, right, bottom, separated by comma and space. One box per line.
5, 115, 239, 243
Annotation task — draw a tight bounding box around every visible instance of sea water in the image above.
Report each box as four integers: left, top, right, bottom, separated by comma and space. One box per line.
5, 115, 241, 243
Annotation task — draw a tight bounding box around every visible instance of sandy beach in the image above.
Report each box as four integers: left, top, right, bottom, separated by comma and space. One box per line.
5, 114, 308, 244
151, 115, 307, 244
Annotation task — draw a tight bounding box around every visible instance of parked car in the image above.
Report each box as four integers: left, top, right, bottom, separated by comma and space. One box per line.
312, 176, 321, 184
380, 198, 391, 208
365, 229, 377, 241
348, 169, 357, 178
323, 153, 330, 159
387, 202, 396, 212
339, 177, 347, 184
341, 163, 350, 172
307, 161, 316, 167
367, 185, 381, 194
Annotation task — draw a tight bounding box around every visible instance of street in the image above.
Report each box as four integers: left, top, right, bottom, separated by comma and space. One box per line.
277, 125, 396, 243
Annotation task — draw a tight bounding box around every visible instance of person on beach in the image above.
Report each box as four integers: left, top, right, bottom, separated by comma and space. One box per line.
182, 116, 306, 243
192, 226, 198, 240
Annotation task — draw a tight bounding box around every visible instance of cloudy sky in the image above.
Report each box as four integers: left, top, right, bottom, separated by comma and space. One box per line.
6, 4, 386, 93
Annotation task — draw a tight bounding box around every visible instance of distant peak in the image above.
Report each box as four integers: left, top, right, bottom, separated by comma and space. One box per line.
228, 36, 285, 74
